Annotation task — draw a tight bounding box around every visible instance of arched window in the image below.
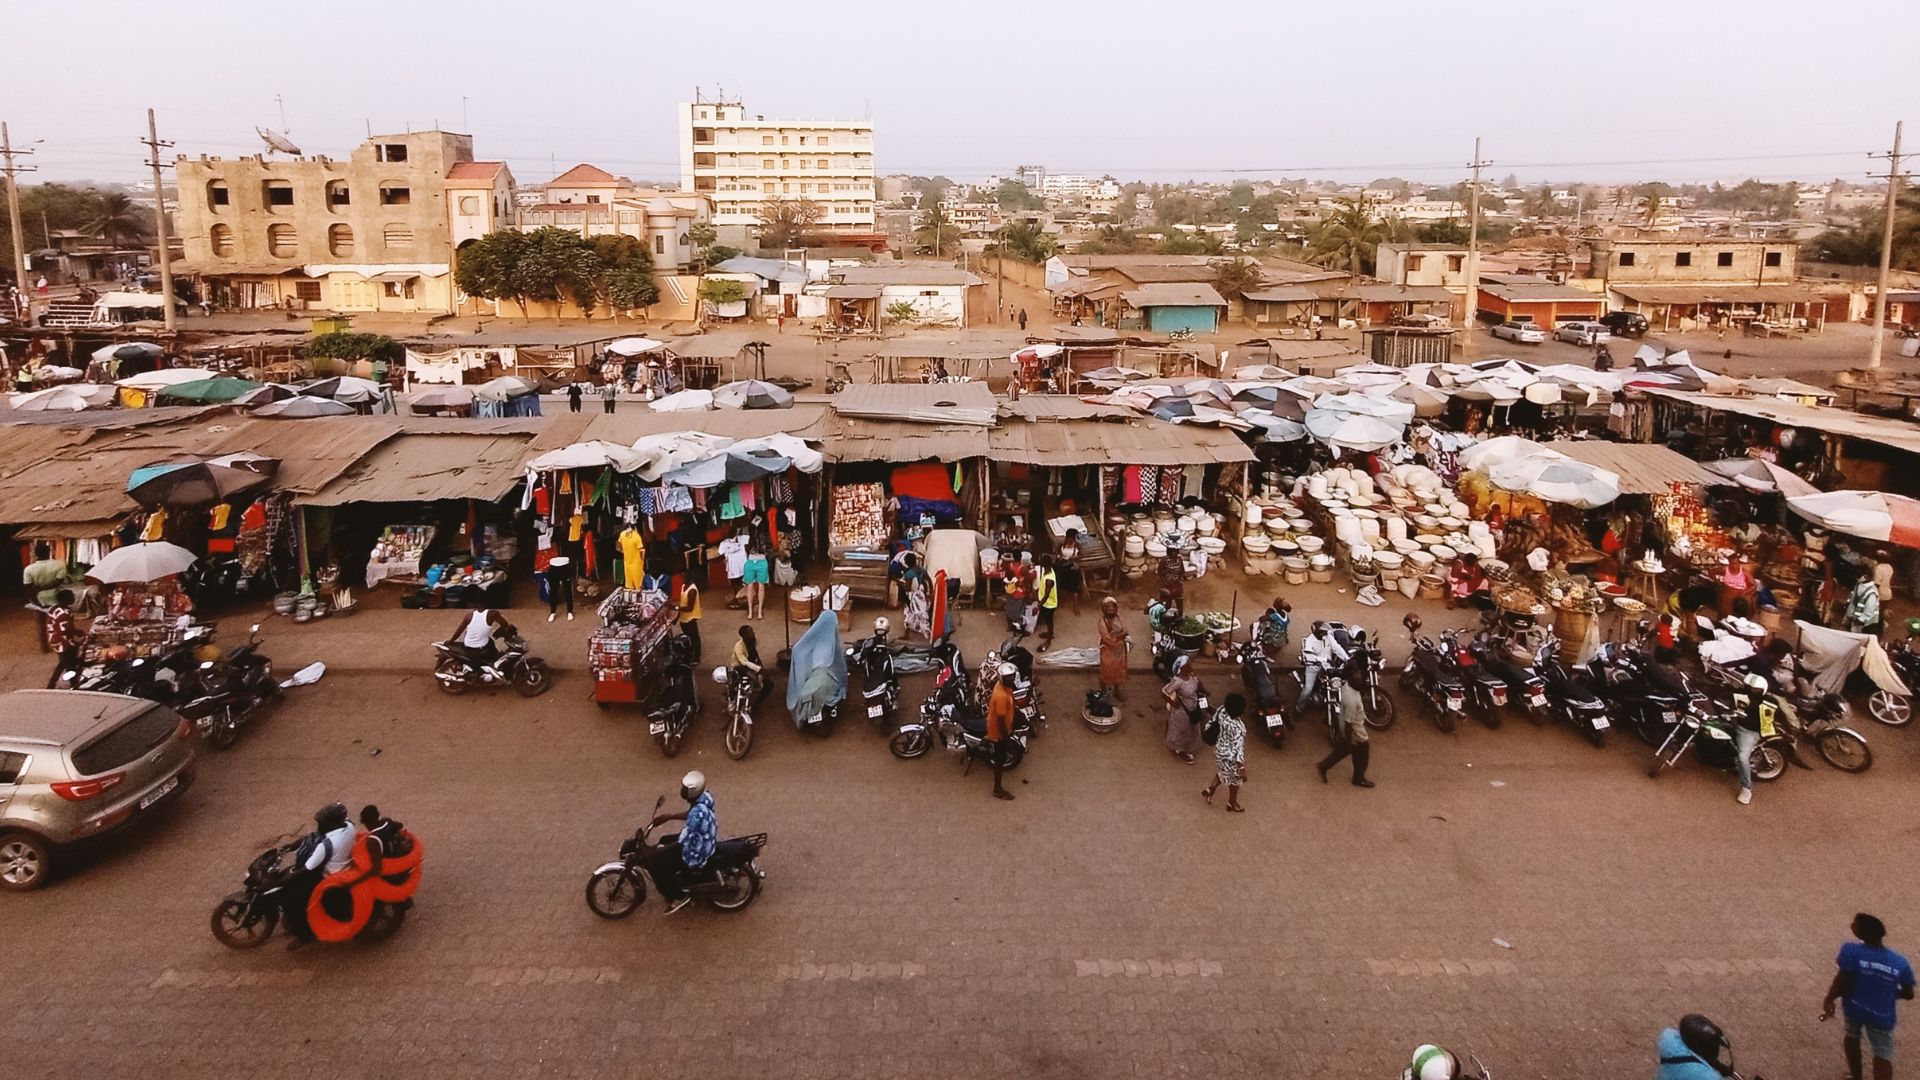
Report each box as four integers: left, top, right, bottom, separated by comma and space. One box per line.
382, 223, 414, 252
266, 223, 297, 258
325, 180, 351, 209
327, 224, 354, 257
209, 223, 234, 257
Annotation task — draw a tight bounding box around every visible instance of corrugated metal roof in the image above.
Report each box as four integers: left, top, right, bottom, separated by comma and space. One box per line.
0, 423, 214, 525
1060, 255, 1213, 269
996, 416, 1252, 467
1001, 396, 1134, 421
836, 266, 982, 287
833, 382, 998, 424
1049, 276, 1122, 298
712, 257, 808, 284
1242, 286, 1318, 303
299, 433, 534, 506
522, 406, 834, 457
1479, 281, 1604, 303
1610, 284, 1827, 306
1121, 283, 1227, 308
868, 339, 1008, 360
821, 284, 884, 299
1539, 440, 1729, 495
1116, 265, 1222, 284
204, 417, 400, 495
1643, 389, 1920, 457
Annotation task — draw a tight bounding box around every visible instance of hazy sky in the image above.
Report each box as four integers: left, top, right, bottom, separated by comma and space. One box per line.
9, 0, 1910, 190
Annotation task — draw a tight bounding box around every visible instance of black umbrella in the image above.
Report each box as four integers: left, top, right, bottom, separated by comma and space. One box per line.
126, 460, 272, 509
1147, 395, 1196, 421
1264, 391, 1309, 422
725, 448, 793, 483
1232, 385, 1281, 406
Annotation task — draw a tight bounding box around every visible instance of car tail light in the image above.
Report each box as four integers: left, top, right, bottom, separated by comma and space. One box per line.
53, 772, 126, 801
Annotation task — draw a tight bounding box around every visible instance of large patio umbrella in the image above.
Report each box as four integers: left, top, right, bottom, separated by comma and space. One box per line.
302, 375, 384, 404
93, 342, 164, 365
1705, 458, 1820, 499
712, 379, 793, 410
527, 440, 646, 473
233, 383, 300, 407
158, 375, 263, 403
85, 541, 198, 583
1229, 363, 1295, 381
1459, 435, 1557, 473
1787, 490, 1920, 548
254, 395, 355, 418
1239, 409, 1308, 443
471, 375, 540, 401
650, 388, 714, 412
1389, 381, 1449, 418
1304, 409, 1403, 452
1488, 453, 1621, 509
409, 386, 474, 411
9, 384, 116, 412
115, 367, 217, 390
127, 460, 273, 509
606, 337, 667, 357
1146, 395, 1197, 421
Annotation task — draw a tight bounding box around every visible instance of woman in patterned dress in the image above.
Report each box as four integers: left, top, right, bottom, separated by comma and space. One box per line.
1202, 693, 1248, 812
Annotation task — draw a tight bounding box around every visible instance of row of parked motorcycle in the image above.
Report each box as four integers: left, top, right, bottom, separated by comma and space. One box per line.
55, 623, 281, 750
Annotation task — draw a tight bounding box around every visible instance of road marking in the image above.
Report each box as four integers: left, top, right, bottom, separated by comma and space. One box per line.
1073, 959, 1223, 978
1363, 958, 1519, 976
151, 968, 314, 990
773, 962, 926, 982
1661, 958, 1812, 977
466, 965, 623, 987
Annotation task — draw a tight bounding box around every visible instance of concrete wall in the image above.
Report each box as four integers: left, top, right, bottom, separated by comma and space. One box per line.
879, 283, 971, 326
1590, 238, 1798, 285
1145, 305, 1219, 333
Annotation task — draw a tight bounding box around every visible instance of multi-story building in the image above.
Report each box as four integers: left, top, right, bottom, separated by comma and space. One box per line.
1374, 242, 1471, 321
1585, 235, 1830, 330
173, 130, 481, 313
513, 163, 711, 272
677, 98, 877, 246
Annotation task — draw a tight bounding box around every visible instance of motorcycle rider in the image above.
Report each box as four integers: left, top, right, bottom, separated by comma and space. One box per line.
1733, 673, 1771, 806
447, 607, 513, 671
1299, 621, 1350, 707
647, 771, 718, 914
731, 625, 768, 705
1656, 1014, 1736, 1079
1255, 597, 1291, 657
283, 802, 358, 949
987, 662, 1018, 802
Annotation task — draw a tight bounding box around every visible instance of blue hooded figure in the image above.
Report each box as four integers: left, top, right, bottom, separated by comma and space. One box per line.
786, 609, 847, 730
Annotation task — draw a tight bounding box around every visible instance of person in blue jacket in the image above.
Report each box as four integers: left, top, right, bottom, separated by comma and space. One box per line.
1657, 1015, 1734, 1079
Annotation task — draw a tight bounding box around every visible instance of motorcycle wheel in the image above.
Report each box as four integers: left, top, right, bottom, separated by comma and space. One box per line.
1002, 740, 1028, 770
585, 868, 646, 919
206, 706, 242, 751
1431, 703, 1456, 734
1362, 689, 1397, 730
513, 660, 553, 698
660, 728, 684, 758
1867, 690, 1912, 727
703, 868, 762, 913
1816, 729, 1873, 773
359, 901, 406, 943
723, 712, 753, 761
889, 728, 931, 759
434, 657, 470, 695
1751, 744, 1788, 782
210, 893, 277, 949
1585, 724, 1607, 750
1475, 703, 1502, 730
1526, 704, 1547, 727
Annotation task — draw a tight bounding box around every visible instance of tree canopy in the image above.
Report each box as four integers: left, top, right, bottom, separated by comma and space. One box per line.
454, 227, 659, 319
994, 181, 1045, 211
756, 197, 823, 249
996, 221, 1057, 263
0, 183, 154, 275
1308, 197, 1389, 275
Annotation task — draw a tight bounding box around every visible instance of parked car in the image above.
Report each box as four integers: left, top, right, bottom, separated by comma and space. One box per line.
1554, 320, 1612, 345
1601, 310, 1649, 338
0, 691, 196, 891
1490, 320, 1547, 344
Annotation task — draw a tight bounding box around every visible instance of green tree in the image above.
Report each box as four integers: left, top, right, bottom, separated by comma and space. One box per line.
588, 234, 660, 315
84, 191, 149, 245
1307, 196, 1389, 275
1210, 256, 1263, 301
1079, 225, 1146, 255
0, 183, 148, 268
706, 244, 742, 264
1159, 231, 1222, 255
908, 176, 954, 204
698, 279, 747, 304
453, 227, 599, 320
1809, 191, 1920, 270
686, 221, 718, 265
994, 181, 1045, 211
756, 196, 824, 249
885, 299, 920, 323
996, 220, 1056, 263
913, 204, 961, 255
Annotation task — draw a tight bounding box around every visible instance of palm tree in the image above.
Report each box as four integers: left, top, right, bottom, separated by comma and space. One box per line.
85, 192, 149, 245
1308, 197, 1388, 275
914, 204, 959, 256
996, 221, 1057, 264
1209, 256, 1263, 302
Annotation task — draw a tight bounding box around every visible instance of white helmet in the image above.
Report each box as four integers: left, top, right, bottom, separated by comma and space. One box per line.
874, 616, 890, 635
711, 666, 730, 685
680, 770, 706, 801
1743, 673, 1768, 693
1403, 1045, 1460, 1080
998, 661, 1019, 679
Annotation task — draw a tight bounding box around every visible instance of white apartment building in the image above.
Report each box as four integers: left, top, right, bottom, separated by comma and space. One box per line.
677, 99, 877, 243
1037, 174, 1119, 200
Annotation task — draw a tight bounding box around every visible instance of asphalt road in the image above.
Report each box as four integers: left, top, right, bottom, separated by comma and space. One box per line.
2, 602, 1916, 1080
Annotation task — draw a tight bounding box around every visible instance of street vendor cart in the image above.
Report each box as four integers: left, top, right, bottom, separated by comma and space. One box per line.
589, 587, 676, 708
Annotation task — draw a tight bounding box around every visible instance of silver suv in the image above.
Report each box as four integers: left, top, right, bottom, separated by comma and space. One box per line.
0, 691, 197, 890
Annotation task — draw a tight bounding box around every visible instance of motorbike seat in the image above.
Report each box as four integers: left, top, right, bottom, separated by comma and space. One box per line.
958, 710, 986, 737
708, 837, 759, 868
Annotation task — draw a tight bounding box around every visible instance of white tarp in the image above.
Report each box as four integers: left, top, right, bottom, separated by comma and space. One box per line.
1795, 620, 1908, 697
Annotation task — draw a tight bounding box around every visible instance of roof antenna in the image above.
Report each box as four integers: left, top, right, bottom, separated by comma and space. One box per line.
274, 93, 289, 133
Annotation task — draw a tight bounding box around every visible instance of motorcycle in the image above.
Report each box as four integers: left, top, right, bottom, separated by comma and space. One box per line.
647, 647, 701, 757
1470, 631, 1547, 724
848, 633, 900, 731
715, 665, 757, 761
1647, 703, 1790, 783
179, 623, 279, 750
1402, 630, 1469, 733
585, 796, 767, 918
1240, 645, 1289, 748
1336, 623, 1396, 730
890, 660, 1033, 768
1876, 628, 1919, 726
1698, 658, 1871, 773
1441, 628, 1507, 728
431, 627, 553, 697
58, 625, 216, 704
979, 638, 1044, 736
1534, 642, 1612, 748
1576, 641, 1694, 748
787, 609, 847, 734
1290, 664, 1343, 742
210, 827, 420, 949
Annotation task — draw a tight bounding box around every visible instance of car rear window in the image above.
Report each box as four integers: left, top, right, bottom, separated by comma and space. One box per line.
71, 707, 177, 776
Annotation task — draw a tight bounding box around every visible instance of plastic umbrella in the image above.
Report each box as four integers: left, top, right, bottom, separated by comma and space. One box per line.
92, 341, 164, 365
234, 383, 300, 407
1389, 382, 1449, 418
115, 367, 217, 389
1488, 453, 1621, 508
1238, 409, 1308, 443
158, 375, 263, 403
254, 395, 355, 418
471, 376, 540, 402
527, 441, 646, 473
127, 460, 273, 509
1705, 458, 1819, 499
1304, 409, 1403, 452
301, 376, 384, 404
650, 388, 714, 412
9, 384, 115, 412
1787, 490, 1920, 548
606, 337, 667, 357
408, 386, 475, 411
85, 541, 198, 583
1459, 435, 1557, 473
712, 379, 793, 410
1147, 395, 1196, 421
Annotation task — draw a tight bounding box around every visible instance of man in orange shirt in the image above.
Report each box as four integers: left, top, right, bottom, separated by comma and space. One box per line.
986, 663, 1018, 801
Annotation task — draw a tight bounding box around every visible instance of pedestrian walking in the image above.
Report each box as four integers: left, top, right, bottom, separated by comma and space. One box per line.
987, 664, 1017, 801
1823, 913, 1915, 1080
1017, 307, 1028, 332
567, 383, 583, 413
601, 381, 617, 414
1097, 596, 1130, 701
1033, 553, 1058, 651
546, 555, 575, 622
1162, 654, 1204, 763
678, 580, 702, 659
1057, 528, 1085, 613
1201, 692, 1247, 811
1316, 660, 1373, 787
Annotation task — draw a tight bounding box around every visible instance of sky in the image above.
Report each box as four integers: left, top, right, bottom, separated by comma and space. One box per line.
7, 0, 1911, 191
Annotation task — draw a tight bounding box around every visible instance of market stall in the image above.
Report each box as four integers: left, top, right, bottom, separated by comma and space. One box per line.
589, 586, 677, 707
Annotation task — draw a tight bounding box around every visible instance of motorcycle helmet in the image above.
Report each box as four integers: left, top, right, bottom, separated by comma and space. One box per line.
1403, 1044, 1460, 1080
314, 802, 348, 829
1403, 612, 1423, 634
711, 666, 730, 685
873, 616, 890, 636
679, 770, 707, 802
997, 661, 1019, 680
1743, 673, 1768, 693
1678, 1014, 1730, 1067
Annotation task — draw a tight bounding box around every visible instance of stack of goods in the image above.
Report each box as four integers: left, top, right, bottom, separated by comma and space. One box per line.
1652, 484, 1731, 571
829, 483, 887, 551
367, 525, 435, 587
589, 625, 647, 702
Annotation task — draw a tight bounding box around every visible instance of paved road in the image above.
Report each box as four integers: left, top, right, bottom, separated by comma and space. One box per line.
2, 605, 1916, 1080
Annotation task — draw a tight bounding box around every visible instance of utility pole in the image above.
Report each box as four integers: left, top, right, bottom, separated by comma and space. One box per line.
141, 108, 177, 331
1865, 120, 1906, 376
2, 122, 35, 305
1463, 137, 1491, 353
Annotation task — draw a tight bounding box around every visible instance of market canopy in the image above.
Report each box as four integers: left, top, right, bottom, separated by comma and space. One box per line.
85, 541, 197, 583
1304, 409, 1403, 452
233, 383, 300, 407
1488, 453, 1621, 508
126, 459, 274, 509
712, 379, 793, 410
1705, 457, 1821, 499
8, 384, 116, 412
526, 440, 645, 473
302, 375, 385, 404
1787, 490, 1920, 549
116, 367, 217, 390
1460, 435, 1556, 473
606, 337, 667, 357
253, 396, 356, 418
94, 342, 164, 365
649, 389, 714, 412
471, 375, 540, 402
157, 375, 263, 403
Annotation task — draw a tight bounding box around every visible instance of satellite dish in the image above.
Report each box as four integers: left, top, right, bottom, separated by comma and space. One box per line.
256, 127, 302, 156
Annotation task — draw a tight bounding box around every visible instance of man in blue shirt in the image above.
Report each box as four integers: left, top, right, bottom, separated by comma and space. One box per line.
649, 771, 718, 914
1824, 913, 1917, 1080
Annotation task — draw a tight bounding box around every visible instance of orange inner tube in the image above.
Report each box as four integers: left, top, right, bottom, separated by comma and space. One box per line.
307, 830, 424, 943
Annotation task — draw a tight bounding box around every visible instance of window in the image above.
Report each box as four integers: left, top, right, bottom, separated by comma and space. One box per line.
693, 128, 714, 144
383, 223, 414, 251
920, 290, 939, 297
376, 142, 409, 163
818, 159, 828, 169
1674, 251, 1692, 267
209, 223, 234, 257
586, 195, 601, 204
328, 223, 354, 257
1408, 254, 1426, 271
762, 182, 775, 193
783, 183, 791, 193
72, 707, 175, 776
1447, 255, 1464, 272
458, 196, 480, 215
1765, 251, 1783, 267
263, 180, 293, 207
694, 152, 715, 167
818, 136, 830, 147
1717, 251, 1734, 267
798, 159, 808, 169
325, 180, 350, 208
781, 136, 789, 145
799, 135, 808, 145
294, 280, 323, 302
207, 180, 229, 207
761, 136, 774, 146
695, 177, 716, 191
379, 184, 411, 206
0, 751, 28, 785
697, 109, 708, 120
655, 235, 665, 255
763, 159, 775, 169
1618, 252, 1636, 267
382, 281, 411, 298
266, 222, 297, 257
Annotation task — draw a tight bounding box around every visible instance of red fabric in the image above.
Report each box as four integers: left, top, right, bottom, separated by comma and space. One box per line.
890, 462, 957, 503
1888, 495, 1920, 550
308, 831, 424, 943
